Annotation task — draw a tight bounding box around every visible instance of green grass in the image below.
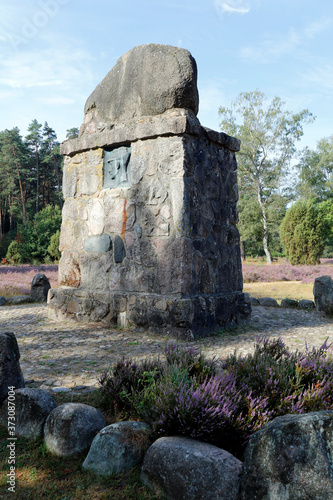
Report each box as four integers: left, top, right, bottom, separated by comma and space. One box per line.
0, 391, 153, 500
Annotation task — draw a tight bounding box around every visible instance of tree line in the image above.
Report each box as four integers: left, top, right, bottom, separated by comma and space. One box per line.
1, 94, 332, 266
219, 90, 333, 265
0, 121, 78, 263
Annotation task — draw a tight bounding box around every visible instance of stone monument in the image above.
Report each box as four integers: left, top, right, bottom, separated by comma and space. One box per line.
48, 43, 251, 338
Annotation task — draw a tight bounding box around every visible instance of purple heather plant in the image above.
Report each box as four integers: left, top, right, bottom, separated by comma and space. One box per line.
0, 264, 59, 297
242, 260, 333, 283
98, 338, 333, 459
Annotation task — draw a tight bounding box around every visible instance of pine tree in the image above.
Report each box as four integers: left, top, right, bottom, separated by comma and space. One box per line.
26, 119, 42, 213
280, 200, 326, 265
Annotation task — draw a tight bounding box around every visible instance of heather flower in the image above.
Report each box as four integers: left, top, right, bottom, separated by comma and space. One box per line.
0, 264, 58, 297
98, 339, 333, 460
242, 260, 333, 284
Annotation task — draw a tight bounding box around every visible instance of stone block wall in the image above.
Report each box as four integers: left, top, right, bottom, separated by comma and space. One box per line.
48, 109, 250, 339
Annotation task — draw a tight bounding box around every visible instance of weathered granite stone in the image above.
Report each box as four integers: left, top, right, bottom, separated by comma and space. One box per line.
114, 235, 126, 263
241, 411, 333, 499
0, 332, 25, 404
141, 436, 243, 500
6, 295, 35, 304
104, 197, 136, 234
84, 234, 112, 253
60, 109, 237, 157
62, 158, 77, 198
313, 275, 333, 315
82, 421, 152, 476
249, 296, 260, 306
0, 388, 57, 438
59, 250, 81, 287
44, 403, 106, 456
83, 44, 199, 131
80, 257, 108, 290
281, 298, 299, 308
258, 297, 279, 307
88, 200, 105, 235
30, 273, 51, 302
59, 223, 74, 252
298, 299, 315, 310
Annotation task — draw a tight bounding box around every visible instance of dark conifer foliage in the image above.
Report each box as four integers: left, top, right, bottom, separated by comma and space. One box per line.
0, 121, 69, 261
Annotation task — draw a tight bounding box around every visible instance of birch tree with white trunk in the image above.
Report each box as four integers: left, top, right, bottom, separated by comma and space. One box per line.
219, 90, 314, 264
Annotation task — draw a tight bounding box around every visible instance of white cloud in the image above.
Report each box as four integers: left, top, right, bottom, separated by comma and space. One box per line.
0, 43, 93, 90
240, 29, 301, 63
301, 63, 333, 92
38, 96, 76, 105
239, 17, 331, 64
304, 19, 331, 39
214, 0, 250, 15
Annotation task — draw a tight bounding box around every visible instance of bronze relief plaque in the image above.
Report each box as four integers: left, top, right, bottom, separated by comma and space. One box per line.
104, 146, 131, 189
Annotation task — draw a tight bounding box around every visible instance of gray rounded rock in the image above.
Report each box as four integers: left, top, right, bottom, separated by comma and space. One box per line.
258, 297, 279, 307
44, 403, 106, 456
141, 436, 243, 500
84, 234, 112, 253
83, 44, 199, 128
0, 388, 57, 438
241, 411, 333, 499
0, 296, 6, 306
83, 421, 152, 476
249, 296, 260, 306
6, 295, 34, 305
298, 299, 315, 310
280, 298, 298, 308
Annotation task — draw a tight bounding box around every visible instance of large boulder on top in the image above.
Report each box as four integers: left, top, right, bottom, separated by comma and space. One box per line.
0, 332, 25, 405
83, 44, 199, 132
313, 275, 333, 315
241, 411, 333, 499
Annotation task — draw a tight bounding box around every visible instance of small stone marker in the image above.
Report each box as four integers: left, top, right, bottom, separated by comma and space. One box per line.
31, 273, 51, 302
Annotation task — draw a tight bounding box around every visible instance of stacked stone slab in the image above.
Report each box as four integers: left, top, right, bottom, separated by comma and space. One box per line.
48, 43, 251, 338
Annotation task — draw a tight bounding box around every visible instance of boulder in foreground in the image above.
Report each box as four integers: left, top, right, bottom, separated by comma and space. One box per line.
241, 411, 333, 499
141, 436, 242, 500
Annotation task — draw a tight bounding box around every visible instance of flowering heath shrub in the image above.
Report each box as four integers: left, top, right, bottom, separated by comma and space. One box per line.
99, 339, 333, 459
0, 264, 59, 297
242, 260, 333, 283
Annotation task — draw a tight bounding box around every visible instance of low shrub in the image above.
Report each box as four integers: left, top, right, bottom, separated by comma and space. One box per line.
242, 261, 333, 283
98, 338, 333, 459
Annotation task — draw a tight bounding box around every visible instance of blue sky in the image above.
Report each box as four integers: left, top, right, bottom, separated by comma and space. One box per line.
0, 0, 332, 151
